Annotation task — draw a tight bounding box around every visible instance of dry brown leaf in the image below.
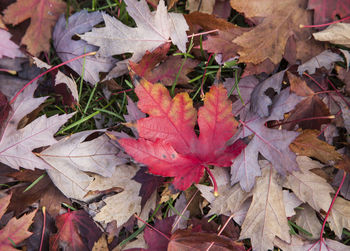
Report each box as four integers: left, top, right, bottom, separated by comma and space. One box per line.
313, 23, 350, 48
92, 234, 109, 251
196, 167, 250, 217
231, 0, 315, 64
327, 197, 350, 238
295, 204, 321, 240
288, 71, 314, 97
290, 129, 342, 163
184, 12, 236, 31
240, 161, 290, 251
284, 156, 334, 212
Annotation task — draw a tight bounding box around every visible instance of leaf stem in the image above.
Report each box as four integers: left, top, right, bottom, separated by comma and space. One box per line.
300, 16, 350, 28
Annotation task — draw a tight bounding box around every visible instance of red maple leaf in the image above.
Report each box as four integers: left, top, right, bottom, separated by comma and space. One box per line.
119, 76, 245, 192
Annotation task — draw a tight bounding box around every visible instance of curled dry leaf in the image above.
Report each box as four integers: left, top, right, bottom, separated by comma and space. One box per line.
313, 23, 350, 48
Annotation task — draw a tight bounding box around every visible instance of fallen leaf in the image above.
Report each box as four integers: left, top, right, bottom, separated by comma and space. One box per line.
274, 235, 349, 251
327, 197, 350, 238
92, 234, 109, 251
131, 50, 199, 86
283, 190, 303, 217
143, 216, 175, 250
307, 0, 350, 24
231, 88, 301, 192
33, 57, 79, 103
119, 77, 245, 190
81, 0, 188, 79
168, 229, 245, 251
3, 0, 66, 56
184, 11, 236, 31
186, 0, 216, 14
0, 91, 10, 129
25, 209, 56, 251
0, 29, 23, 59
231, 0, 315, 64
250, 70, 286, 118
87, 165, 142, 226
313, 23, 350, 48
39, 130, 125, 178
53, 10, 116, 85
295, 204, 322, 240
297, 50, 342, 75
284, 156, 334, 212
201, 28, 247, 63
288, 71, 314, 97
0, 193, 36, 251
7, 169, 70, 217
0, 81, 73, 170
290, 129, 342, 163
133, 166, 164, 208
240, 161, 290, 251
50, 210, 102, 251
196, 167, 250, 217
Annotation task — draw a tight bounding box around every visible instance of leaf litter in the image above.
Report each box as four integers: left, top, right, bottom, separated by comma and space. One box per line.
1, 0, 350, 250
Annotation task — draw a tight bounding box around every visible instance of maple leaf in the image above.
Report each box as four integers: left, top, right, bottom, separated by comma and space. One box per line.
308, 0, 350, 24
0, 29, 23, 59
119, 76, 245, 191
3, 0, 66, 56
0, 81, 74, 170
239, 161, 290, 251
143, 216, 175, 250
327, 197, 350, 238
230, 0, 319, 65
231, 88, 302, 191
284, 156, 334, 212
53, 10, 116, 85
295, 204, 322, 240
50, 210, 102, 251
81, 0, 189, 79
87, 164, 142, 226
290, 129, 342, 163
0, 193, 37, 251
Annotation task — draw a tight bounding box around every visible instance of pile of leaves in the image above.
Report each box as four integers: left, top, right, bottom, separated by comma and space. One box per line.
1, 0, 350, 250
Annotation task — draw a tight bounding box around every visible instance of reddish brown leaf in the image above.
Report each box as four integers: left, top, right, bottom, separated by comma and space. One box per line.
143, 216, 175, 250
184, 12, 236, 31
168, 229, 245, 251
7, 169, 70, 217
290, 129, 342, 163
288, 71, 314, 97
0, 194, 36, 251
3, 0, 66, 56
50, 210, 102, 251
308, 0, 350, 24
201, 28, 246, 63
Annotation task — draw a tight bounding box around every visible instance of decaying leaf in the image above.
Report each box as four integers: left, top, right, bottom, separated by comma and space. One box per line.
295, 204, 322, 240
3, 0, 66, 56
186, 0, 216, 14
327, 197, 350, 238
81, 0, 189, 79
283, 190, 303, 218
240, 161, 290, 251
0, 81, 73, 170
